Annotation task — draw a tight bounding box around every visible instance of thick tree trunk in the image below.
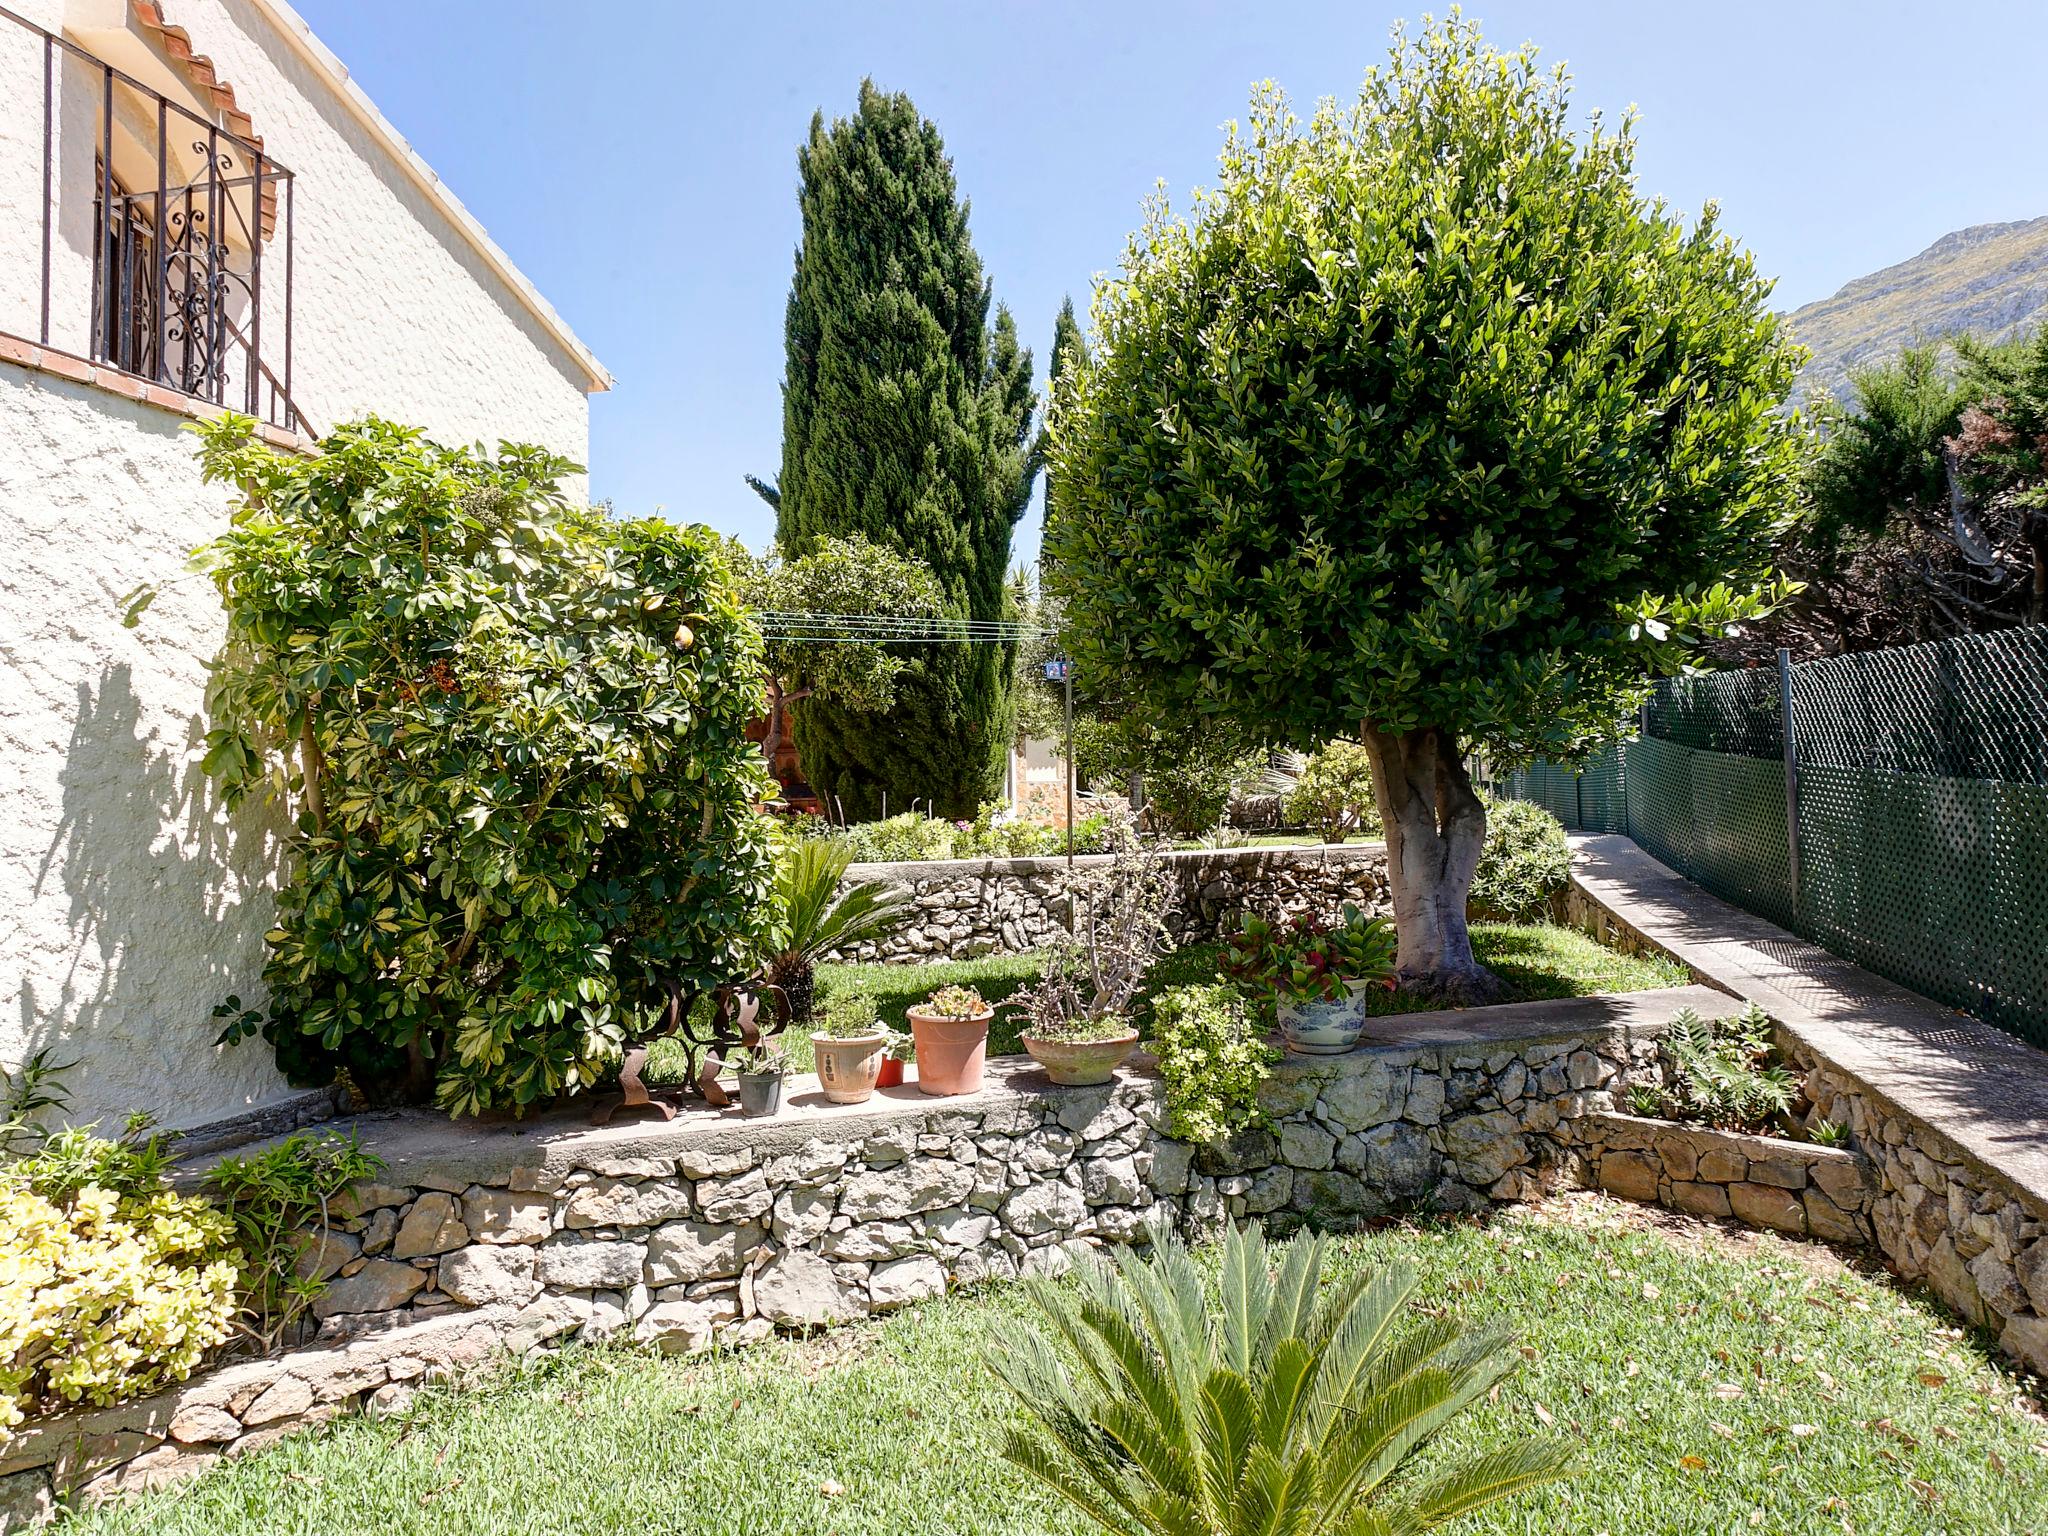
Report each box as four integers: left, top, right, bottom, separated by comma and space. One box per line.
1359, 723, 1503, 1004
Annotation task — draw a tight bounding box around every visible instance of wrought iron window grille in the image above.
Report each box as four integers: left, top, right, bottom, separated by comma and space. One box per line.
6, 4, 307, 433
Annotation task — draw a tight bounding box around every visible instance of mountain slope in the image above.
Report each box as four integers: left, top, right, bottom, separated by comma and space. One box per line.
1785, 216, 2048, 406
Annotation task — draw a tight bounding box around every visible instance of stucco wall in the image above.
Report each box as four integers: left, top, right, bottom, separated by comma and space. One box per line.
0, 363, 293, 1130
0, 0, 592, 463
0, 1, 599, 1131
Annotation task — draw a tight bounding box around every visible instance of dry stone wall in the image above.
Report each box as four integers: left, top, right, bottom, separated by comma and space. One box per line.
1, 985, 1716, 1523
1565, 862, 2048, 1381
20, 966, 2043, 1524
830, 844, 1388, 962
1793, 1049, 2048, 1376
1580, 1111, 1877, 1244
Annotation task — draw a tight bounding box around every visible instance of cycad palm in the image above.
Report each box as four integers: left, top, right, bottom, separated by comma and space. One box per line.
766, 837, 910, 1022
988, 1223, 1573, 1536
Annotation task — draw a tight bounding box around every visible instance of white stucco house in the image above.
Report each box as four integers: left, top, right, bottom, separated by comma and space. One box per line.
0, 0, 609, 1137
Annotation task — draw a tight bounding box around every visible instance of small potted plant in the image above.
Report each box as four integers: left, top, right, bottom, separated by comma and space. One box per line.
1007, 841, 1169, 1086
728, 1043, 789, 1118
1223, 904, 1396, 1055
906, 985, 993, 1096
810, 992, 888, 1104
876, 1027, 915, 1089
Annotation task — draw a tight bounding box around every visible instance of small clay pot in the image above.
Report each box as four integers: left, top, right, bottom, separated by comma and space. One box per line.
737, 1071, 784, 1118
906, 1007, 992, 1096
876, 1057, 906, 1089
1022, 1027, 1139, 1087
810, 1031, 887, 1104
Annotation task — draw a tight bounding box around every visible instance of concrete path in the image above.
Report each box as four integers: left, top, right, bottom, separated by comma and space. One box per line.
1570, 833, 2048, 1208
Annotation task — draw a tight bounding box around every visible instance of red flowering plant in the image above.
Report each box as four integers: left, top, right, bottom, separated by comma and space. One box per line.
1221, 904, 1396, 1008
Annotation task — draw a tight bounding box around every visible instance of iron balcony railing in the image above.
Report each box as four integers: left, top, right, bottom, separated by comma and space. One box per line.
3, 4, 307, 433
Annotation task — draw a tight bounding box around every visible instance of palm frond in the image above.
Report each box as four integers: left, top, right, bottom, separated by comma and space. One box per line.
1382, 1437, 1578, 1534
983, 1224, 1568, 1536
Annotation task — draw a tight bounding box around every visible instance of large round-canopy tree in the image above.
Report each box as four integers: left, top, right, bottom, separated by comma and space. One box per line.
1044, 19, 1805, 999
752, 80, 1038, 819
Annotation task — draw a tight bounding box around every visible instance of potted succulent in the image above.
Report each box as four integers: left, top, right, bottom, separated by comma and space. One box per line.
728, 1043, 789, 1118
1223, 904, 1396, 1056
1008, 843, 1170, 1085
876, 1027, 914, 1089
907, 985, 993, 1096
810, 992, 888, 1104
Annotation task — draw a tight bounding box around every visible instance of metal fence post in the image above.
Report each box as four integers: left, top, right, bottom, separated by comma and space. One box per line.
1777, 647, 1802, 920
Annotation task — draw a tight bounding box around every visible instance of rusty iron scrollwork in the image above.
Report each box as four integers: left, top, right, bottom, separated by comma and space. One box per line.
589, 979, 789, 1125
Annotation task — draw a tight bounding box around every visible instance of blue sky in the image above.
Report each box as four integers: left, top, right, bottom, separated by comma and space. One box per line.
295, 1, 2048, 564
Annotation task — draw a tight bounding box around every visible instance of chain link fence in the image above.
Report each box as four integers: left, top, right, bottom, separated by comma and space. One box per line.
1498, 627, 2048, 1049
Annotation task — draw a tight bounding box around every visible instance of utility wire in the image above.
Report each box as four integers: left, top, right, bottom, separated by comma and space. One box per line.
751, 610, 1045, 643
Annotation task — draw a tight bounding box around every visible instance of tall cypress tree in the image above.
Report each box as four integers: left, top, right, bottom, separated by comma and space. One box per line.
754, 80, 1036, 819
1040, 296, 1086, 552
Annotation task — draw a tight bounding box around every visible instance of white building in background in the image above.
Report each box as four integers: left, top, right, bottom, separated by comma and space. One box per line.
0, 0, 609, 1135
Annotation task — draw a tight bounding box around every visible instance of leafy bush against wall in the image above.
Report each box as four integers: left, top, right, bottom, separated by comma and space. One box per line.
0, 1127, 239, 1444
193, 417, 777, 1115
815, 801, 1133, 863
1285, 739, 1380, 842
1150, 983, 1277, 1143
1468, 797, 1572, 922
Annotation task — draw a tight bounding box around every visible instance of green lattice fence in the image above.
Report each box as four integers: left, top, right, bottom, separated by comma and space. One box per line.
1494, 628, 2048, 1048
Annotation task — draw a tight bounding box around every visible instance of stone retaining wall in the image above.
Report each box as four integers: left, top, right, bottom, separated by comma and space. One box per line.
830, 843, 1388, 962
1792, 1050, 2048, 1369
1565, 865, 2048, 1382
0, 983, 1719, 1523
1580, 1111, 1876, 1244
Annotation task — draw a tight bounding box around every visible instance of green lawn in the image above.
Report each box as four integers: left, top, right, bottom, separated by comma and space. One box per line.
654, 923, 1688, 1077
70, 1199, 2045, 1536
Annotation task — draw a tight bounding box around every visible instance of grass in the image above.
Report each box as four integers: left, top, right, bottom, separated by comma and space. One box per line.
70, 1198, 2046, 1536
652, 923, 1689, 1077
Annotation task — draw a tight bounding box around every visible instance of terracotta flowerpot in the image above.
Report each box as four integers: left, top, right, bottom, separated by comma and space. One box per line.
810, 1031, 887, 1104
737, 1071, 784, 1118
1277, 991, 1368, 1056
907, 1007, 992, 1096
1022, 1027, 1138, 1086
876, 1057, 905, 1089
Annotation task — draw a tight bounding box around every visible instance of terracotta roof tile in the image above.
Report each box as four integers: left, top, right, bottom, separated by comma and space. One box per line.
131, 0, 278, 238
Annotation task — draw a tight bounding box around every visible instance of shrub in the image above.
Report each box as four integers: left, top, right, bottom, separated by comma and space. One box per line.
989, 1223, 1575, 1534
1222, 906, 1396, 1008
2, 1128, 240, 1444
1010, 844, 1172, 1042
191, 417, 777, 1116
763, 838, 911, 1023
831, 801, 1133, 863
1285, 739, 1380, 842
1657, 1005, 1797, 1132
1468, 796, 1572, 921
1142, 736, 1266, 840
838, 812, 962, 863
205, 1130, 383, 1349
1150, 983, 1277, 1143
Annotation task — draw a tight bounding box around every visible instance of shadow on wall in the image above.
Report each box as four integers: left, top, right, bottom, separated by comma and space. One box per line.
21, 662, 289, 1128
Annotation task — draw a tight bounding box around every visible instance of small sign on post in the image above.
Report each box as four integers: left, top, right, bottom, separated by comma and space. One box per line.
1046, 658, 1075, 869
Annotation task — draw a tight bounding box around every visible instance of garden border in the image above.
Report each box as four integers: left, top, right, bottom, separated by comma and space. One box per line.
1564, 833, 2048, 1379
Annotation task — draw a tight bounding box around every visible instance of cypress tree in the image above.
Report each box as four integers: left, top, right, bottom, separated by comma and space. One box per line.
1040, 296, 1085, 532
755, 80, 1036, 819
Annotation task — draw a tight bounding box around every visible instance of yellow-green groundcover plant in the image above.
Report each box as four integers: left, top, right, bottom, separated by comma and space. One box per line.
0, 1179, 238, 1445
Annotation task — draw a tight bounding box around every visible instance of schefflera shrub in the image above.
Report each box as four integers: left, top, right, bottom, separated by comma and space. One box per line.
193, 417, 778, 1116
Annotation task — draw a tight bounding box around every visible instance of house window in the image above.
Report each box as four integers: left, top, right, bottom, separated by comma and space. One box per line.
7, 8, 305, 433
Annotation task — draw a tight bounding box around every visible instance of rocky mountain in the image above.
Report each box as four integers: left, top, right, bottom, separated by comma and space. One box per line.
1784, 215, 2048, 407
